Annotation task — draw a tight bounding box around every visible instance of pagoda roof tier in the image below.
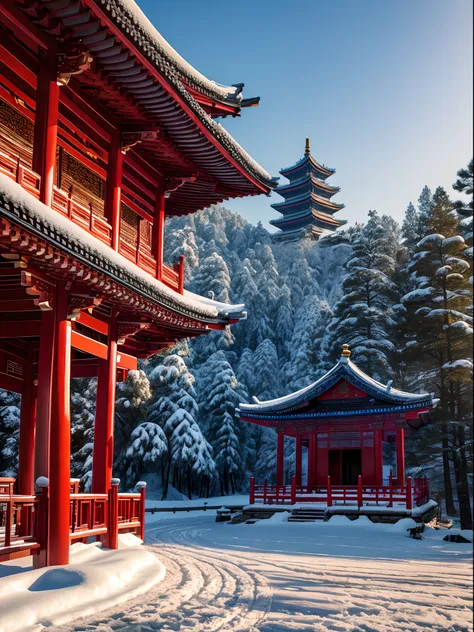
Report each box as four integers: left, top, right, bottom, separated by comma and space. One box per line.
12, 0, 277, 216
271, 192, 345, 213
238, 348, 435, 424
280, 155, 335, 181
270, 210, 346, 230
0, 176, 246, 333
275, 174, 340, 199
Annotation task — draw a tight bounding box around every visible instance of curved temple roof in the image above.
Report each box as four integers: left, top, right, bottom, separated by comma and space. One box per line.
239, 352, 434, 415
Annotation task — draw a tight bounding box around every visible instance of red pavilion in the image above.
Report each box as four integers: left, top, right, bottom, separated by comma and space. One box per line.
0, 0, 276, 566
239, 346, 435, 520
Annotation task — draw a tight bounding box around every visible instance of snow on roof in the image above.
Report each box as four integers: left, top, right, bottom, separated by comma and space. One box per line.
239, 354, 433, 413
0, 175, 245, 323
115, 0, 244, 103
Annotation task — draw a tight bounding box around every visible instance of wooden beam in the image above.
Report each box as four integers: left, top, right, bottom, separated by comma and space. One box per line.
76, 312, 109, 336
116, 351, 137, 371
0, 0, 53, 50
0, 371, 22, 394
0, 321, 41, 338
70, 330, 108, 360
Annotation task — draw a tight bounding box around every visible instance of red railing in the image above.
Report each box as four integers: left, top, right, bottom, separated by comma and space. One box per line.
0, 150, 41, 199
0, 479, 40, 562
249, 475, 430, 510
0, 477, 147, 565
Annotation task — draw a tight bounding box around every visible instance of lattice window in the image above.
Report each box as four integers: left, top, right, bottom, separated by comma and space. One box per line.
58, 148, 106, 217
0, 98, 34, 167
140, 218, 151, 247
120, 203, 138, 246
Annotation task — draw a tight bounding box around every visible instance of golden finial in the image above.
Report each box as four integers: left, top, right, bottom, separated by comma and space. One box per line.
305, 137, 311, 156
341, 344, 351, 358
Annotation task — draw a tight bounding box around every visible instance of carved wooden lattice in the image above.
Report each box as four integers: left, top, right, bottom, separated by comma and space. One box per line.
0, 98, 34, 167
58, 148, 106, 217
121, 203, 138, 246
140, 218, 151, 246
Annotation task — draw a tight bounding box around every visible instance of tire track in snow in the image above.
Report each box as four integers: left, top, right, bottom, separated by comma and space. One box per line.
50, 518, 272, 632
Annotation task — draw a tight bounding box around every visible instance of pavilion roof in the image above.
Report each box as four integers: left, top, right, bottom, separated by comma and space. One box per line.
239, 350, 434, 415
13, 0, 278, 214
280, 155, 335, 179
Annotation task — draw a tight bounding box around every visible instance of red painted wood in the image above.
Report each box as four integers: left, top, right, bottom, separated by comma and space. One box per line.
406, 477, 413, 510
153, 182, 165, 280
396, 427, 405, 485
71, 330, 108, 360
249, 477, 255, 504
276, 432, 284, 486
35, 311, 55, 481
295, 435, 302, 486
107, 483, 119, 549
357, 475, 363, 508
34, 47, 59, 207
49, 284, 71, 566
92, 315, 118, 494
18, 345, 36, 497
308, 433, 317, 487
76, 312, 109, 336
315, 435, 327, 486
317, 379, 367, 401
106, 131, 123, 252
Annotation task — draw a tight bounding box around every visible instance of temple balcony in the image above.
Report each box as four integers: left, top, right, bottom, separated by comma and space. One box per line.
0, 103, 184, 295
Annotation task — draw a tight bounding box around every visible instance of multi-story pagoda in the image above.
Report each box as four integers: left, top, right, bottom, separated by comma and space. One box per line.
0, 0, 276, 567
271, 138, 346, 241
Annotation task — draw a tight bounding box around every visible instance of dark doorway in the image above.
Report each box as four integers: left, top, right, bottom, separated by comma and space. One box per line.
341, 449, 362, 485
328, 450, 342, 484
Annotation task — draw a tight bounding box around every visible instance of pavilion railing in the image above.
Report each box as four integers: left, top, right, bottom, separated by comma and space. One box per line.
249, 475, 430, 510
0, 477, 147, 565
0, 141, 185, 294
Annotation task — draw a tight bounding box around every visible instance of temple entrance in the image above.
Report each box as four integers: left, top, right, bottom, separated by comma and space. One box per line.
342, 449, 361, 485
329, 449, 361, 485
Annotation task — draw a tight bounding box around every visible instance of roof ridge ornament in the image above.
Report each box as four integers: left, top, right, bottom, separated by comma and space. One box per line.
305, 137, 311, 156
341, 343, 351, 358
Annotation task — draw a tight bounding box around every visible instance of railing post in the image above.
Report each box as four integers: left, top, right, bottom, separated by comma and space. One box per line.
263, 480, 268, 505
108, 478, 120, 550
249, 477, 255, 505
33, 476, 49, 569
291, 475, 297, 505
136, 481, 147, 542
389, 475, 393, 508
327, 475, 332, 507
424, 476, 429, 503
406, 476, 413, 510
178, 254, 185, 294
357, 475, 363, 508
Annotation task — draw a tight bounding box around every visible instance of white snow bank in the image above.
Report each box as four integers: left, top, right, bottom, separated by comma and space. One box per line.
0, 535, 165, 632
254, 511, 290, 525
389, 518, 417, 533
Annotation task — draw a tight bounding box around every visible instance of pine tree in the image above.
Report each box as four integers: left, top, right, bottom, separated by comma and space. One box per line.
115, 370, 153, 487
401, 202, 421, 251
327, 210, 400, 380
254, 339, 281, 400
402, 187, 472, 526
70, 379, 96, 491
453, 158, 473, 248
0, 390, 20, 477
198, 350, 243, 494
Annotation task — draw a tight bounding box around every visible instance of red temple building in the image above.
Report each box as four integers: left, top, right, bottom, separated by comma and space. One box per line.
239, 346, 436, 521
0, 0, 276, 566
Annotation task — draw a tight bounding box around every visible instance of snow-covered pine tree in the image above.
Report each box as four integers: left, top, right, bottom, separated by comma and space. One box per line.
196, 350, 243, 494
114, 370, 155, 488
0, 390, 20, 477
327, 210, 400, 381
70, 379, 96, 491
453, 158, 473, 247
401, 202, 421, 251
402, 186, 472, 526
253, 339, 281, 400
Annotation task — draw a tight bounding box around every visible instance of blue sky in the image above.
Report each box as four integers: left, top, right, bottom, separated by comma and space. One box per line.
138, 0, 473, 230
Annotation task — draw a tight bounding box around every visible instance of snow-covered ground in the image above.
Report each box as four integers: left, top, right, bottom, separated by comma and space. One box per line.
0, 535, 165, 632
46, 508, 472, 632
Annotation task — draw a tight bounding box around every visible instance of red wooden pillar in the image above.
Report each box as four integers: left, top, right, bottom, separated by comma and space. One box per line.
276, 431, 284, 486
308, 433, 317, 487
153, 181, 165, 281
92, 314, 118, 494
106, 130, 123, 252
33, 46, 59, 207
49, 284, 72, 566
295, 435, 302, 486
18, 345, 37, 496
374, 429, 383, 485
34, 311, 56, 481
107, 478, 119, 550
396, 427, 405, 485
